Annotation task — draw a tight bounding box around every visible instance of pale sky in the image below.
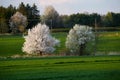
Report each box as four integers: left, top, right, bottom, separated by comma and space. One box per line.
0, 0, 120, 15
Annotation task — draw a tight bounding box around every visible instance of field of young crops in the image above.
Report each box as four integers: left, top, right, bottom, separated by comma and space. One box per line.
97, 32, 120, 52
0, 56, 120, 80
0, 32, 120, 80
0, 32, 120, 56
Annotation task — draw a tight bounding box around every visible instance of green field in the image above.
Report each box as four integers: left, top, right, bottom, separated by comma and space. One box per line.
0, 35, 24, 56
0, 32, 120, 80
97, 32, 120, 52
0, 32, 120, 56
0, 56, 120, 80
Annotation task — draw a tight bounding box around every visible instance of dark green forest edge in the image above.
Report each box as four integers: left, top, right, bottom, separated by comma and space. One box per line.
0, 2, 120, 33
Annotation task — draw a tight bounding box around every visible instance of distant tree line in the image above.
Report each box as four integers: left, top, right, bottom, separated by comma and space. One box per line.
61, 12, 120, 28
0, 2, 40, 33
0, 2, 120, 33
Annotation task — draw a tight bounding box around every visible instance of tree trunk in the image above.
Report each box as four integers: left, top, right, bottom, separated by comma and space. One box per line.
79, 44, 86, 56
38, 51, 42, 56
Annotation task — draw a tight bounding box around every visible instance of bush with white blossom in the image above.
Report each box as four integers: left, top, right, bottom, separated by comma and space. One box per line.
66, 24, 95, 55
22, 23, 59, 55
9, 12, 27, 34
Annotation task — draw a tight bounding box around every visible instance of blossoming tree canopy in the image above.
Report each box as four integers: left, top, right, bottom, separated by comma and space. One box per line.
66, 24, 95, 55
22, 23, 60, 55
9, 12, 27, 33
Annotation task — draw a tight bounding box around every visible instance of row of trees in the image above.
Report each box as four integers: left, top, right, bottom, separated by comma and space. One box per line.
0, 2, 120, 33
41, 6, 120, 28
62, 12, 120, 28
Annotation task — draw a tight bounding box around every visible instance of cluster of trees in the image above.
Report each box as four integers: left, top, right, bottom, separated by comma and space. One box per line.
41, 6, 120, 28
23, 23, 93, 56
1, 2, 120, 33
61, 12, 120, 28
0, 2, 40, 33
102, 12, 120, 27
0, 5, 16, 33
62, 13, 101, 28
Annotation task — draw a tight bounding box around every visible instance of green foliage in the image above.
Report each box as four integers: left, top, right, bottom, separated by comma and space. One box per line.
103, 12, 120, 27
61, 13, 102, 27
0, 18, 9, 33
26, 3, 40, 29
18, 2, 27, 15
61, 12, 120, 28
0, 5, 15, 33
0, 56, 120, 80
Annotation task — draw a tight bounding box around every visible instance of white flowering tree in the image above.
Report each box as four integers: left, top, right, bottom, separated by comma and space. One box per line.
22, 23, 59, 55
66, 24, 95, 55
9, 12, 27, 34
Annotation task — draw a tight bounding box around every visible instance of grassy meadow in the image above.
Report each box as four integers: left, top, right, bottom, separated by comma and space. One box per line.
97, 32, 120, 52
0, 32, 120, 56
0, 35, 24, 56
0, 56, 120, 80
0, 32, 120, 80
